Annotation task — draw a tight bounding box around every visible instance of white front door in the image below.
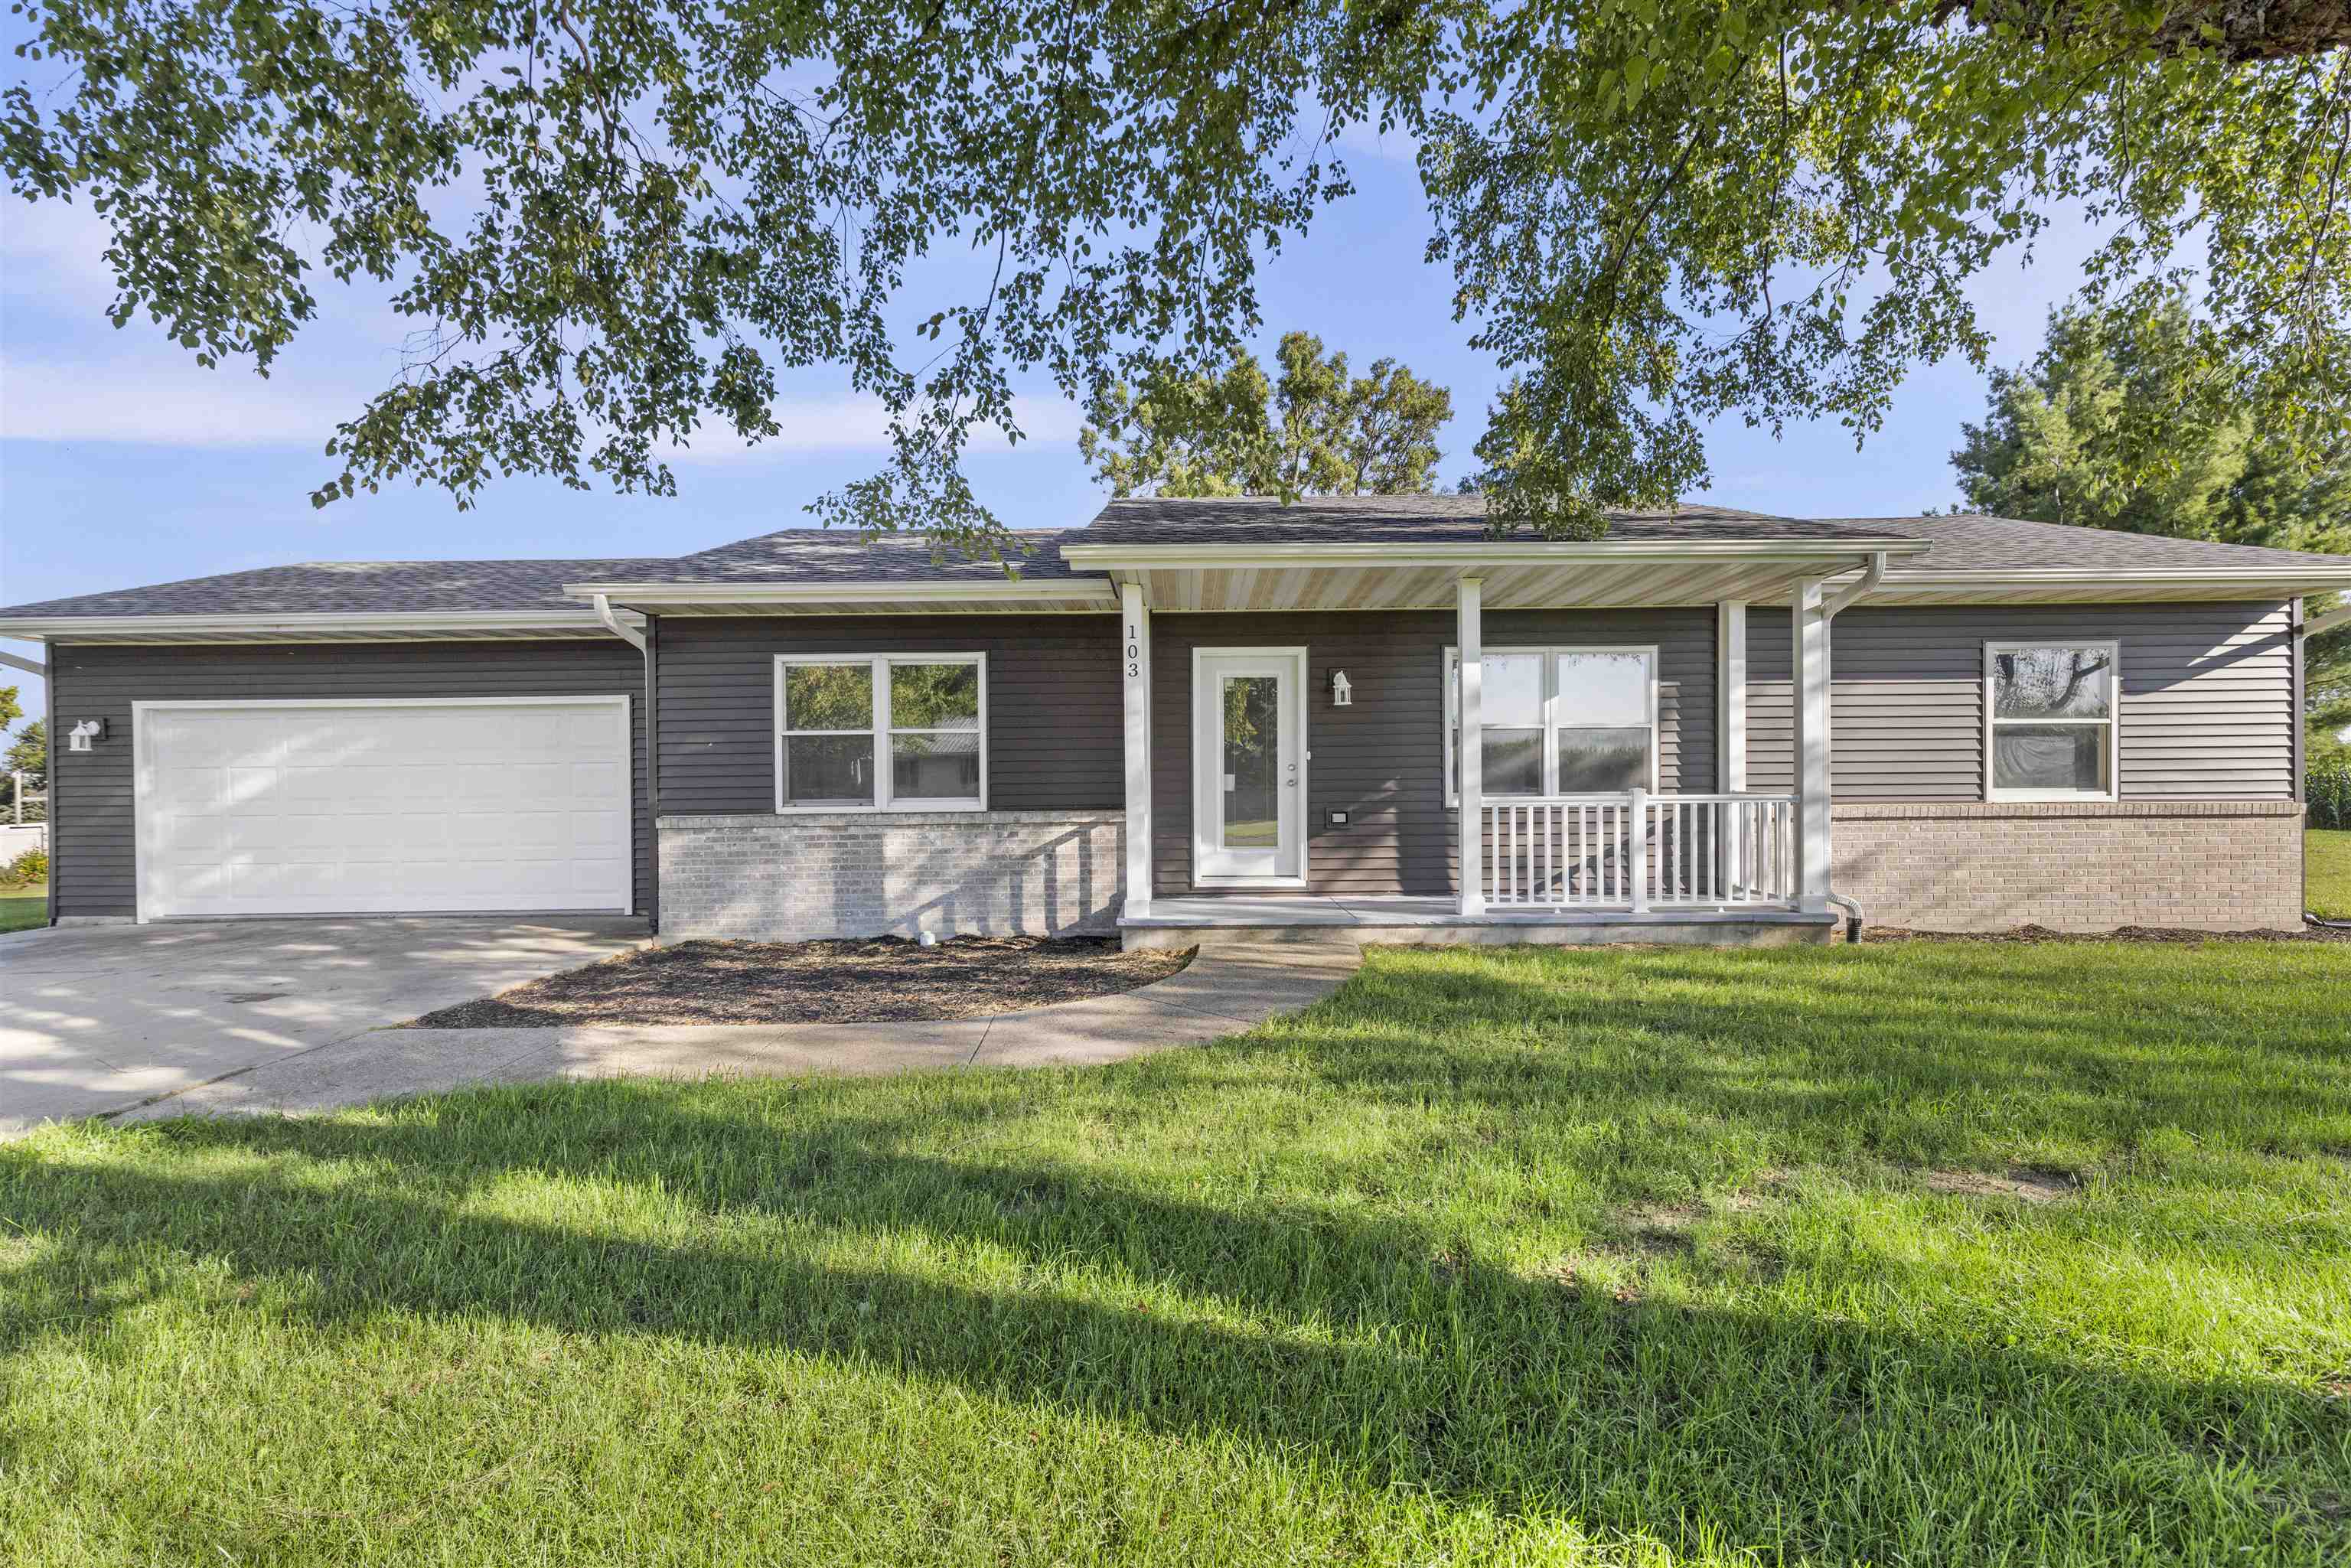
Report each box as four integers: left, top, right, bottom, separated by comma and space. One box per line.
1192, 649, 1306, 885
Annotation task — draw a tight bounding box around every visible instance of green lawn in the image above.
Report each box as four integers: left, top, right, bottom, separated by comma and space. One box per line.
0, 881, 45, 933
2310, 830, 2351, 920
5, 941, 2348, 1566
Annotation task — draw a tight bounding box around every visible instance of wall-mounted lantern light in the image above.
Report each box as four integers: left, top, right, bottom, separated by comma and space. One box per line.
67, 719, 108, 753
1329, 670, 1352, 707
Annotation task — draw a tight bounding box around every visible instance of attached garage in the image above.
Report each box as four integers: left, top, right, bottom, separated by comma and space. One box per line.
134, 696, 634, 919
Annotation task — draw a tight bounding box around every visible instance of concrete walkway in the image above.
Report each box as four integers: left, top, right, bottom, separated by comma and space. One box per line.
3, 918, 651, 1136
111, 940, 1362, 1125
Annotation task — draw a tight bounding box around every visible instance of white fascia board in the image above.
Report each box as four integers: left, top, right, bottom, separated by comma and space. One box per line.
562, 579, 1118, 606
1867, 567, 2351, 601
0, 610, 631, 640
1056, 539, 1936, 569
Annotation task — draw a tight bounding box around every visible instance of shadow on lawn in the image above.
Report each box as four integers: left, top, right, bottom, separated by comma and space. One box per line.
1323, 949, 2351, 1159
5, 1068, 2347, 1562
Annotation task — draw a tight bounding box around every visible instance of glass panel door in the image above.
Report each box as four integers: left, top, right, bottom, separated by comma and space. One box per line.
1193, 651, 1303, 883
1221, 675, 1280, 849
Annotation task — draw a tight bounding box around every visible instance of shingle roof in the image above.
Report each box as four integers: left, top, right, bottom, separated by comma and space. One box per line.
1818, 513, 2351, 575
1073, 494, 1900, 546
649, 529, 1084, 583
0, 557, 677, 619
0, 532, 1082, 620
3, 499, 2343, 622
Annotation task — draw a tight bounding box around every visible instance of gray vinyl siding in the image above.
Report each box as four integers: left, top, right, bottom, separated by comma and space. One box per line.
44, 639, 654, 922
1745, 601, 2297, 800
1149, 608, 1717, 898
652, 615, 1123, 815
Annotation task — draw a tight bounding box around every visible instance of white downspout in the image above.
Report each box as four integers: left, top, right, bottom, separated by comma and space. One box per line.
1821, 551, 1889, 623
591, 593, 647, 653
2309, 601, 2351, 639
0, 644, 47, 679
1809, 551, 1886, 941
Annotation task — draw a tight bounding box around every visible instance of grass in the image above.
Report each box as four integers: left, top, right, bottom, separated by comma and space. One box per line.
0, 880, 46, 933
2310, 829, 2351, 920
5, 940, 2349, 1566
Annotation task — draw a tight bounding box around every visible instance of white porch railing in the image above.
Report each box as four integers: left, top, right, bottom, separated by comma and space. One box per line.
1481, 790, 1799, 911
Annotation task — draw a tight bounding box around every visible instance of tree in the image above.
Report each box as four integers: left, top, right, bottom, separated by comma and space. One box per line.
0, 686, 19, 734
1952, 291, 2351, 552
1079, 333, 1453, 498
1952, 287, 2351, 759
8, 4, 2351, 553
5, 719, 45, 784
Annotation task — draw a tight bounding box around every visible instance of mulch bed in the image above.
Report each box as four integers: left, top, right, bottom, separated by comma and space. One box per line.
1865, 922, 2350, 944
404, 934, 1193, 1028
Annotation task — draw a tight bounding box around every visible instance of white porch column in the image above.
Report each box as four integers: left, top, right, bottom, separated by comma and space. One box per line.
1458, 575, 1485, 916
1717, 600, 1748, 895
1716, 601, 1747, 794
1120, 580, 1153, 919
1792, 578, 1832, 913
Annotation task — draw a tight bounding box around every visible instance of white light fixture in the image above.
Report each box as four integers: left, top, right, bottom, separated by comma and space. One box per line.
1329, 670, 1352, 707
67, 718, 107, 752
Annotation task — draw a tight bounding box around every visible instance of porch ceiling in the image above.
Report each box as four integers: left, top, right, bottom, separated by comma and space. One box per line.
1114, 554, 1909, 613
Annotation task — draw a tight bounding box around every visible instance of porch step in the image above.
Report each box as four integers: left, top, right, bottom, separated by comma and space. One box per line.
1119, 895, 1838, 950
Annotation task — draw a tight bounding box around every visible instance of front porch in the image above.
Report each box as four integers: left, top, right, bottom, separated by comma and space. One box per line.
1120, 892, 1837, 949
1081, 531, 1905, 946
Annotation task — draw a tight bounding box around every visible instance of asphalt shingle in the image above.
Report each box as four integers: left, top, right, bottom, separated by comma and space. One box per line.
1819, 513, 2351, 575
2, 498, 2343, 621
657, 529, 1084, 583
1071, 494, 1895, 546
0, 557, 676, 619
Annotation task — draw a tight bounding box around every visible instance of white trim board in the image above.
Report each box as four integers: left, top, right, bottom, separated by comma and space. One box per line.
0, 611, 636, 642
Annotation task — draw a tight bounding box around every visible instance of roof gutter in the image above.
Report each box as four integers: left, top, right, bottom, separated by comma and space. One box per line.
0, 610, 637, 641
1877, 566, 2351, 590
562, 579, 1118, 608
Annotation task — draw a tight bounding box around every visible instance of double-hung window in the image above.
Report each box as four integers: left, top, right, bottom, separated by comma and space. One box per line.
774, 654, 986, 811
1445, 646, 1659, 802
1984, 642, 2118, 800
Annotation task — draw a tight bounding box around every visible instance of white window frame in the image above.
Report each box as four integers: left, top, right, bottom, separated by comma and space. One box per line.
1444, 644, 1661, 804
773, 653, 988, 813
1983, 640, 2121, 803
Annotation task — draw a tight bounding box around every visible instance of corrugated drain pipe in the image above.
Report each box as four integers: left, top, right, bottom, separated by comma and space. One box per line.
1826, 892, 1865, 944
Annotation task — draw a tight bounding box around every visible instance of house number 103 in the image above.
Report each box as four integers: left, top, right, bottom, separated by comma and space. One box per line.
1127, 623, 1141, 678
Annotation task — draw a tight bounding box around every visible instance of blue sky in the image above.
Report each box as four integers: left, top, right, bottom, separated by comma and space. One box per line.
0, 116, 2101, 724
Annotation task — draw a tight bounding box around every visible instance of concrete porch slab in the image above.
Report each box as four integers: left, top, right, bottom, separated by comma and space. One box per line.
1120, 894, 1837, 949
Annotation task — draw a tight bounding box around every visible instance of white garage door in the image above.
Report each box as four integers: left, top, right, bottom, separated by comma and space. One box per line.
135, 697, 633, 918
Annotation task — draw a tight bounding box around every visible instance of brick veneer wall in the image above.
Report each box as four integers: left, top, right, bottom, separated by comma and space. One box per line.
658, 810, 1125, 942
1832, 801, 2306, 932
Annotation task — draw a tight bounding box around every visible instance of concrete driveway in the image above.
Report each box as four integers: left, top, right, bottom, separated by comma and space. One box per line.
0, 918, 649, 1136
